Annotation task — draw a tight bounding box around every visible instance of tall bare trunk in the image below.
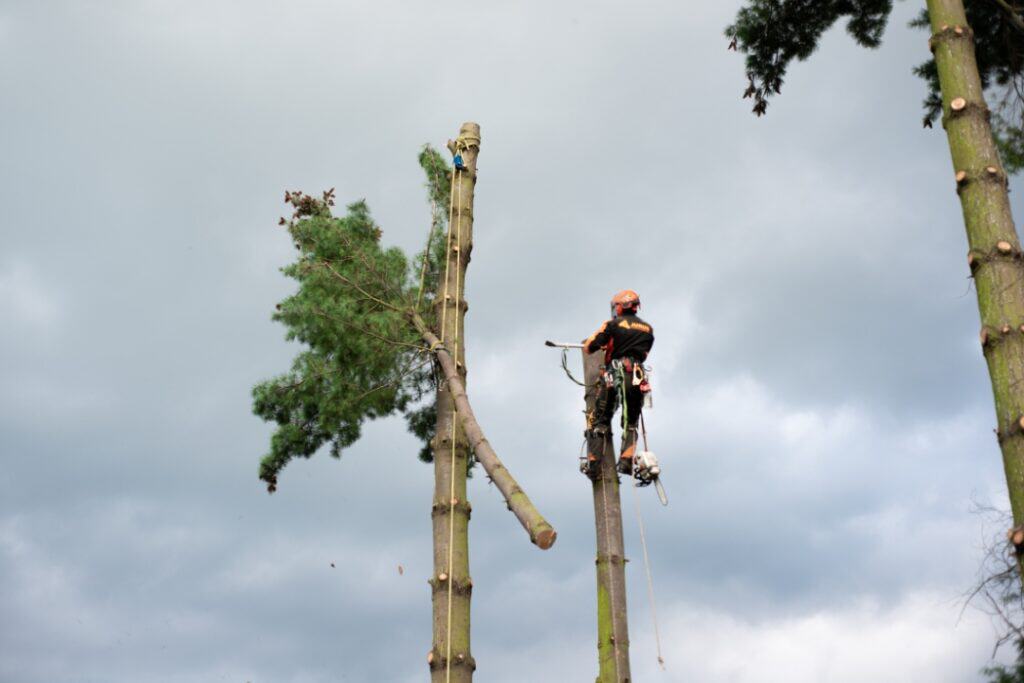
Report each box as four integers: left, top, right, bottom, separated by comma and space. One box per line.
583, 349, 632, 682
427, 122, 480, 682
926, 0, 1024, 569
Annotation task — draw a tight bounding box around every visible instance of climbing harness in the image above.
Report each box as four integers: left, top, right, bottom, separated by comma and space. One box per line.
545, 342, 667, 501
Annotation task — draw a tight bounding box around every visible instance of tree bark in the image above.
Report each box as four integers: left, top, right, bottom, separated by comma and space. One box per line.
927, 0, 1024, 576
583, 349, 632, 683
426, 122, 480, 683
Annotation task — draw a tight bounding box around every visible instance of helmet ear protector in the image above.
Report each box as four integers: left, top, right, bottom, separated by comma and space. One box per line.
610, 302, 641, 317
610, 290, 641, 317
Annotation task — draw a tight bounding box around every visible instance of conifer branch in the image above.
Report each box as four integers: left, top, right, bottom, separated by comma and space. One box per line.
317, 260, 404, 313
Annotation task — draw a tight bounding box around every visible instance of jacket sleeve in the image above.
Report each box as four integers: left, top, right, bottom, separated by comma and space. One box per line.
583, 320, 612, 354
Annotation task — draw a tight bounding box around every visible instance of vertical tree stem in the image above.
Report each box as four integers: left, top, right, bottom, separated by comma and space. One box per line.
583, 349, 632, 682
428, 122, 480, 683
927, 0, 1024, 575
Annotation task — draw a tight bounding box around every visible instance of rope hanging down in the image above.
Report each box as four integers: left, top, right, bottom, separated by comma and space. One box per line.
437, 130, 480, 680
416, 169, 442, 310
632, 413, 666, 670
441, 154, 466, 683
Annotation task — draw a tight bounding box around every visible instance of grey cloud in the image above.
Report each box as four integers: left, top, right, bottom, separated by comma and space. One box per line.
1, 0, 1017, 680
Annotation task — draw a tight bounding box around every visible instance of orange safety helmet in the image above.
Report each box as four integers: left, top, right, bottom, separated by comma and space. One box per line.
610, 289, 641, 317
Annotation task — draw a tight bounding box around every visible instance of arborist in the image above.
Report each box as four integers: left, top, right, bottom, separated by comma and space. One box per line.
582, 289, 655, 479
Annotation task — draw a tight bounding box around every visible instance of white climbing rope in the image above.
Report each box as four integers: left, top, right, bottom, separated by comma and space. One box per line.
632, 416, 666, 671
442, 158, 466, 683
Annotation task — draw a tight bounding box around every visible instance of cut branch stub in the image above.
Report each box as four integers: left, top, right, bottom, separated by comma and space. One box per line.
981, 328, 991, 346
427, 650, 477, 672
955, 170, 968, 184
997, 241, 1013, 254
951, 97, 967, 112
930, 24, 972, 51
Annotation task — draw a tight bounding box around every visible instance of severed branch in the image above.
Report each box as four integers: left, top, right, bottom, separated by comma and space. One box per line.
409, 310, 557, 549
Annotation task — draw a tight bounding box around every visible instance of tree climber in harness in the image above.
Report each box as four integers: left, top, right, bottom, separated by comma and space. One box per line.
582, 289, 654, 480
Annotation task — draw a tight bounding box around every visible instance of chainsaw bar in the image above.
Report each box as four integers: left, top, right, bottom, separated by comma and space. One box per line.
654, 478, 668, 506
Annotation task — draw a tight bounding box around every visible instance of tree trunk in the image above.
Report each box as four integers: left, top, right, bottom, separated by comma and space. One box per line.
926, 0, 1024, 572
427, 122, 480, 683
583, 349, 632, 683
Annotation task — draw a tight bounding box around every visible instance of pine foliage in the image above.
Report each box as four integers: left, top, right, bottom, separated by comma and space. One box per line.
984, 642, 1024, 683
726, 0, 1024, 172
725, 1, 893, 116
252, 147, 450, 491
911, 2, 1024, 171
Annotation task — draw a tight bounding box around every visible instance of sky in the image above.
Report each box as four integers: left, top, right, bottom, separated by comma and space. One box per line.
1, 1, 1021, 681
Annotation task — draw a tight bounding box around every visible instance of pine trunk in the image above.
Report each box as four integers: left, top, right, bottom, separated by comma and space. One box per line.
583, 349, 632, 682
428, 122, 480, 682
926, 1, 1024, 570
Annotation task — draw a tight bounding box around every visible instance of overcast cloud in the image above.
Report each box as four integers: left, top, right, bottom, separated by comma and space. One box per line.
2, 1, 1021, 681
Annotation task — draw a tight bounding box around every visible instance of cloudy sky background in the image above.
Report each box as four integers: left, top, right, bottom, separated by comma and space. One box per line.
2, 1, 1021, 681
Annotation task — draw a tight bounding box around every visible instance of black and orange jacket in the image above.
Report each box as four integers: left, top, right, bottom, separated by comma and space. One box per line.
583, 314, 655, 365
